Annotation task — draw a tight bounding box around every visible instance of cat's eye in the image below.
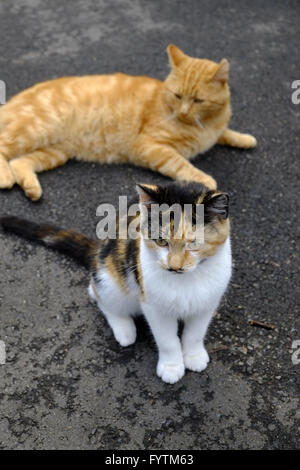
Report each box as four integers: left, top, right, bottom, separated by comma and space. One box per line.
194, 98, 204, 104
175, 93, 182, 100
155, 238, 168, 247
186, 240, 200, 251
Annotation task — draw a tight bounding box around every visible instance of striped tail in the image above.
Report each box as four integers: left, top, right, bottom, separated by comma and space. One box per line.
1, 216, 99, 269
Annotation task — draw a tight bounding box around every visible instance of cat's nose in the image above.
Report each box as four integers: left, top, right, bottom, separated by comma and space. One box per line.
180, 102, 190, 116
168, 252, 185, 272
179, 112, 188, 119
179, 109, 188, 117
168, 267, 184, 274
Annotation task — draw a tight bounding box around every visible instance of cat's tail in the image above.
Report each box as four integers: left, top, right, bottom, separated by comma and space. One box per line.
1, 215, 99, 270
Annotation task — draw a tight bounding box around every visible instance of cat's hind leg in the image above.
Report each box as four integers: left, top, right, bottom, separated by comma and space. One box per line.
0, 155, 15, 189
0, 135, 21, 189
0, 100, 63, 192
88, 281, 137, 347
10, 145, 70, 201
102, 308, 137, 347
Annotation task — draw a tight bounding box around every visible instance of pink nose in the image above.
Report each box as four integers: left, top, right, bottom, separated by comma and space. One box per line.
180, 103, 190, 116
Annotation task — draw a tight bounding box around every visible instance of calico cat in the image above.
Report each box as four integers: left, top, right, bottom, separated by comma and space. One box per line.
1, 181, 231, 383
0, 44, 256, 201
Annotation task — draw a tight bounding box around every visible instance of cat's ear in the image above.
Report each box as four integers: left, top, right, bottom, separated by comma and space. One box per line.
136, 184, 159, 209
212, 59, 229, 84
205, 192, 229, 220
167, 44, 186, 68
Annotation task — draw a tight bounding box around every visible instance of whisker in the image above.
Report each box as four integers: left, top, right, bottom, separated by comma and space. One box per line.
195, 117, 205, 130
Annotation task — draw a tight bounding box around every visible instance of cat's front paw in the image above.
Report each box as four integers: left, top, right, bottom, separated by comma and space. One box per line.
157, 360, 185, 384
184, 348, 210, 372
239, 134, 257, 149
201, 175, 217, 190
191, 171, 217, 189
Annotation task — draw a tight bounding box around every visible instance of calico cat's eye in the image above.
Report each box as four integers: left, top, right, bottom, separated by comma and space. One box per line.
175, 93, 182, 100
194, 98, 204, 104
155, 238, 168, 247
186, 240, 199, 251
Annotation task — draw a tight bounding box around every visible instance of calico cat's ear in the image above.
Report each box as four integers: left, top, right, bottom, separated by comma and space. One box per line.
212, 59, 229, 84
167, 44, 186, 68
204, 192, 229, 221
136, 184, 159, 209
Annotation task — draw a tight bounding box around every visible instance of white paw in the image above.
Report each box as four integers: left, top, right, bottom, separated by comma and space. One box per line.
184, 348, 210, 372
114, 323, 136, 347
157, 360, 185, 384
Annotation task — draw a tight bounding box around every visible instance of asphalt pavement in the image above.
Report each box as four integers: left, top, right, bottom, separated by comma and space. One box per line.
0, 0, 299, 450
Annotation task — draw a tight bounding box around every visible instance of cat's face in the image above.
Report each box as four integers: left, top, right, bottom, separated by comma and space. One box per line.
163, 45, 230, 126
137, 182, 230, 274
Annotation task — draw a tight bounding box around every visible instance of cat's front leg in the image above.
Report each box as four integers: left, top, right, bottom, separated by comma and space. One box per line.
132, 138, 217, 189
142, 304, 185, 384
218, 128, 257, 149
182, 312, 214, 373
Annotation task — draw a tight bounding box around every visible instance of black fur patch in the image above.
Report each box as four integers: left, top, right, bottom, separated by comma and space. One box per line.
1, 216, 99, 269
202, 192, 229, 222
99, 237, 117, 261
137, 181, 206, 207
137, 181, 229, 225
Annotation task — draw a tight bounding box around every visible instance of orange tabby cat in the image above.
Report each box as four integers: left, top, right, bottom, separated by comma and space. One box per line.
0, 44, 256, 200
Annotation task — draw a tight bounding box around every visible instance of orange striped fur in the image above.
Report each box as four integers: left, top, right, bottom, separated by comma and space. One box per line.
0, 45, 256, 200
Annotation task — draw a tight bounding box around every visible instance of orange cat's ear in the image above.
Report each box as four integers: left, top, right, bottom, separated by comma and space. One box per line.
136, 184, 158, 208
167, 44, 186, 68
212, 59, 229, 84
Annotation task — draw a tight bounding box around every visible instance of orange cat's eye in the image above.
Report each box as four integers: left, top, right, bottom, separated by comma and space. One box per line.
194, 98, 204, 104
175, 93, 182, 100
